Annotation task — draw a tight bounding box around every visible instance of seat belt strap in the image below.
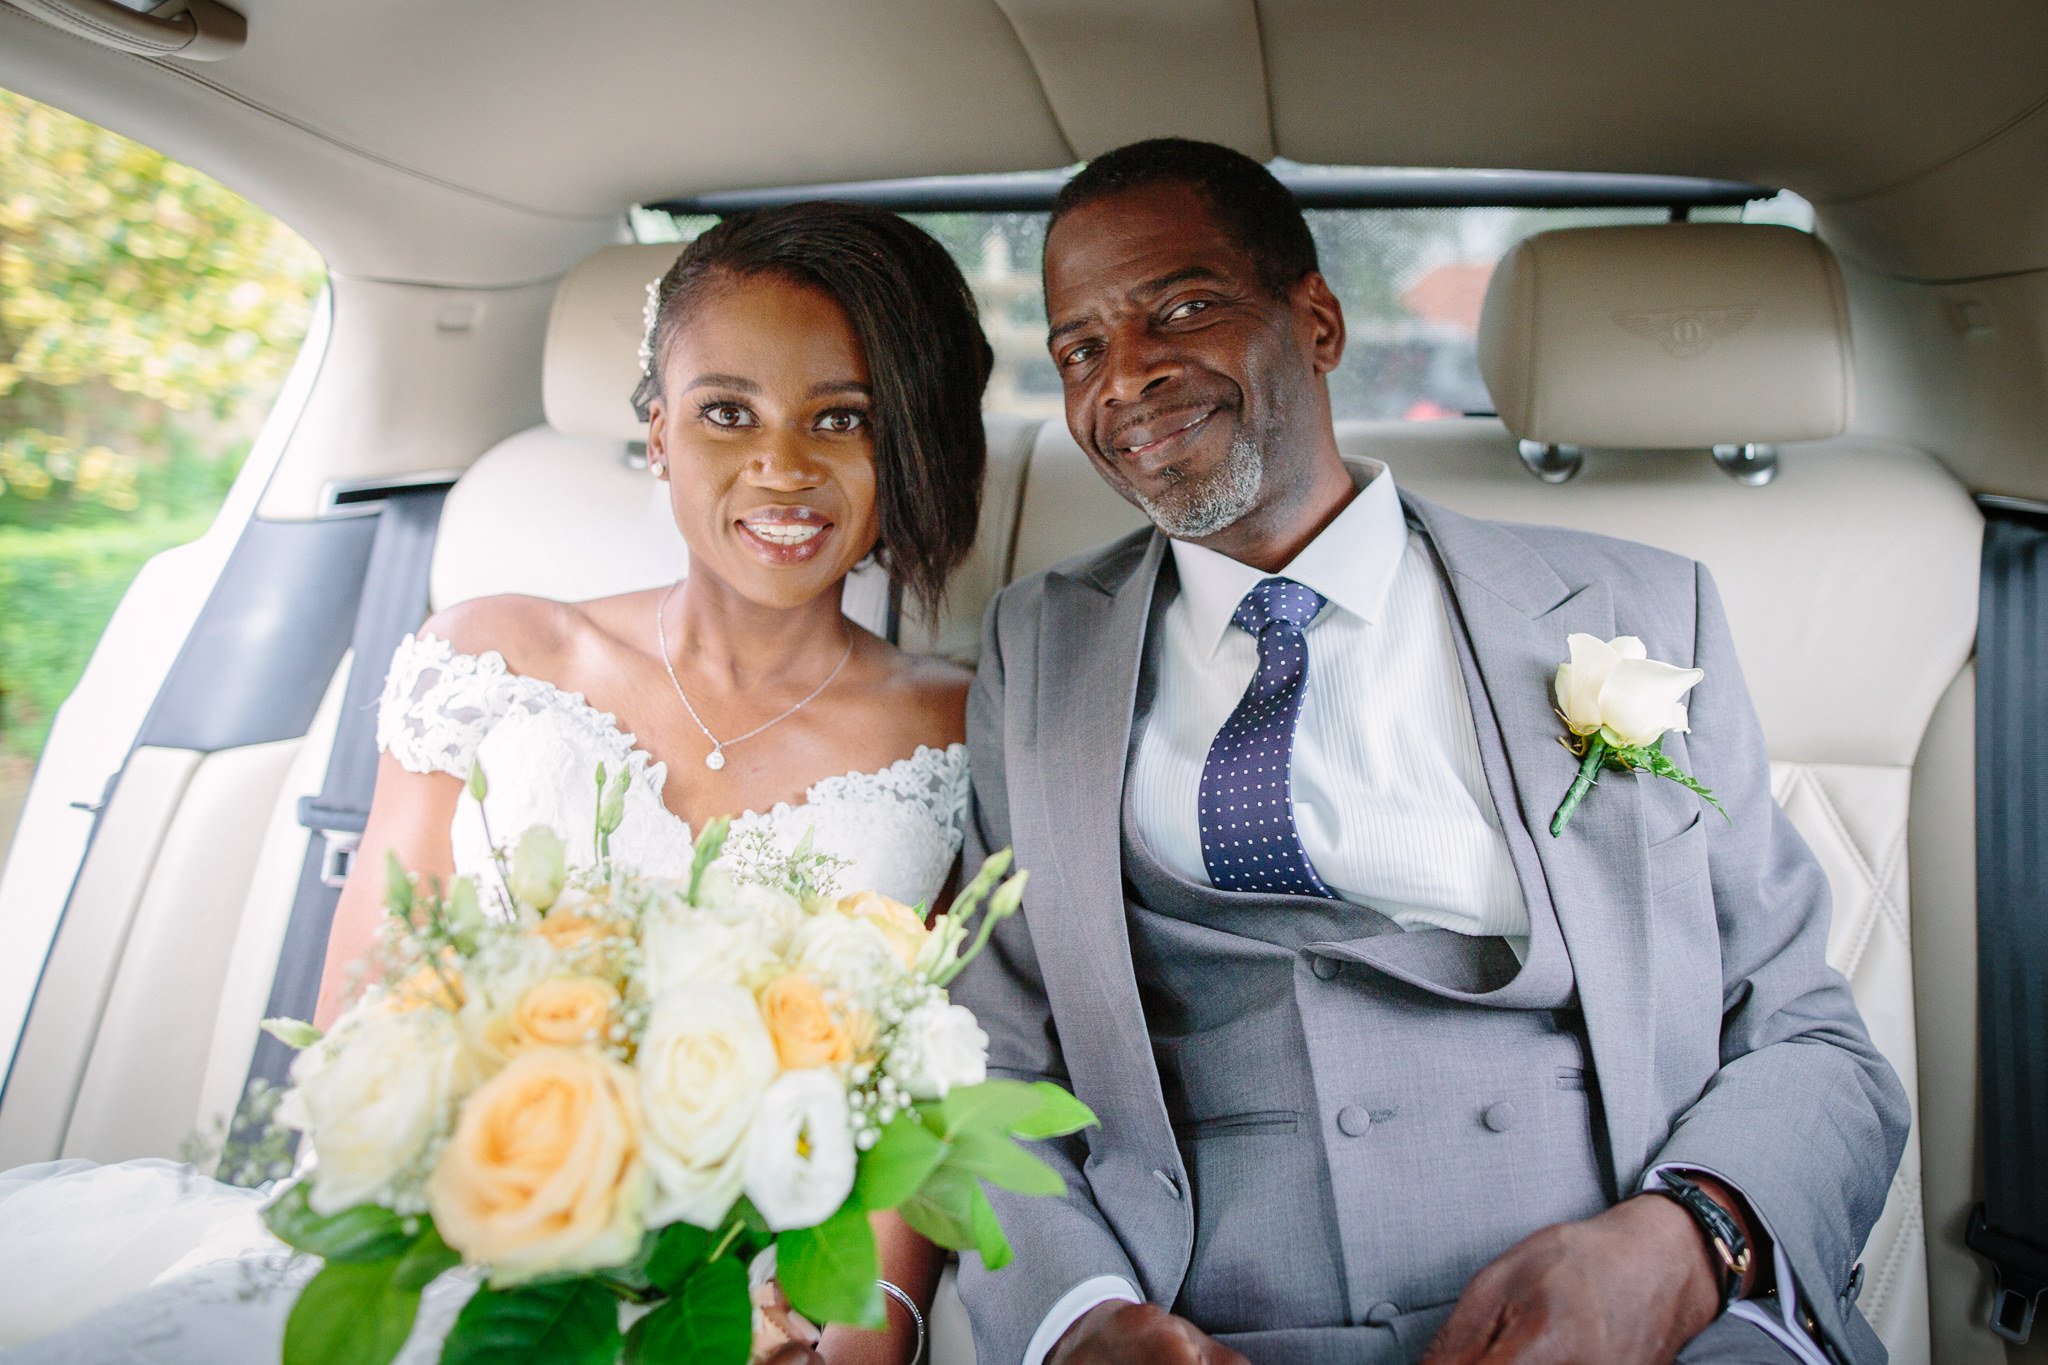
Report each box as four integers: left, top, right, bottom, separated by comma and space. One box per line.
1967, 500, 2048, 1344
232, 486, 448, 1145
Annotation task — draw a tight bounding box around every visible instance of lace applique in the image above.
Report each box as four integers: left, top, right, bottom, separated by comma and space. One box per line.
375, 633, 656, 785
794, 743, 970, 837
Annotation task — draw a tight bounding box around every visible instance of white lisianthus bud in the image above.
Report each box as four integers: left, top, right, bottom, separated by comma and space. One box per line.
1553, 633, 1704, 750
884, 1000, 989, 1101
741, 1069, 857, 1231
508, 827, 567, 911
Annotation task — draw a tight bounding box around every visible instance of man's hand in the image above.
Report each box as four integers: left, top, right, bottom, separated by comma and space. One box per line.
1049, 1301, 1251, 1365
1421, 1194, 1723, 1364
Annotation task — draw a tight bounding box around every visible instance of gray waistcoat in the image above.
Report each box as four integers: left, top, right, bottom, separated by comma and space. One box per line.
1121, 587, 1610, 1360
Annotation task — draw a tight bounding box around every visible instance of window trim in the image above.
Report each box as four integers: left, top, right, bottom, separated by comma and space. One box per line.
650, 167, 1772, 217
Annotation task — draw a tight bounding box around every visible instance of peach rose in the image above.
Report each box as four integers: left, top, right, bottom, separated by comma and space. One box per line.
427, 1046, 645, 1279
533, 911, 619, 955
833, 890, 928, 968
384, 959, 465, 1013
515, 975, 619, 1048
757, 974, 856, 1070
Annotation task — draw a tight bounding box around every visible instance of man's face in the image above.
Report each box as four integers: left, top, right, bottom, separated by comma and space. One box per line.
1043, 182, 1342, 542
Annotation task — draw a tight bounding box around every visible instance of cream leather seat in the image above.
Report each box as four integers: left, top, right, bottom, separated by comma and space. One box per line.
220, 225, 1967, 1364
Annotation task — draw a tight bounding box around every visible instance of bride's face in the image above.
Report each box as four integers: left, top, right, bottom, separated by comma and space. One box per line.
645, 272, 881, 612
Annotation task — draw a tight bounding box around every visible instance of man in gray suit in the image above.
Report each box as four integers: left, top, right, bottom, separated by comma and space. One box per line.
951, 138, 1907, 1365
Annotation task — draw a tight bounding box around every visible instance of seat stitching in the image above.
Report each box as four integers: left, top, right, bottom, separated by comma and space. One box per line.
1862, 1165, 1924, 1322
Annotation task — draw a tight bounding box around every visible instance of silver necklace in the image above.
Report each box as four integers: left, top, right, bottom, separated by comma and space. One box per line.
655, 582, 854, 771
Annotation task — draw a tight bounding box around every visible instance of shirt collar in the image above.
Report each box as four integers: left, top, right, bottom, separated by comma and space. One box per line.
1169, 458, 1407, 658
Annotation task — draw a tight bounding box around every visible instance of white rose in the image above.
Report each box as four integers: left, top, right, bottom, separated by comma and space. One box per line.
741, 1069, 856, 1231
790, 914, 903, 1004
641, 904, 782, 996
637, 986, 779, 1228
278, 1006, 479, 1214
884, 1000, 989, 1101
1553, 633, 1705, 750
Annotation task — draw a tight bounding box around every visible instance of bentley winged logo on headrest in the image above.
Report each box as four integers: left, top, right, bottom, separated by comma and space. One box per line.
1610, 302, 1760, 359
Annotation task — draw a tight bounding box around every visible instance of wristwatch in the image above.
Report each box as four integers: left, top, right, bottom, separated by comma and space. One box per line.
1648, 1170, 1752, 1312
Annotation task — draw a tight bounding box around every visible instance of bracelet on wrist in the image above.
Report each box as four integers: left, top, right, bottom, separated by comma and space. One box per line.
877, 1278, 927, 1365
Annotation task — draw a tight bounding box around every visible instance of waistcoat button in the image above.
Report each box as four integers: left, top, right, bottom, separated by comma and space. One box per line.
1482, 1101, 1519, 1133
1364, 1301, 1400, 1326
1336, 1105, 1372, 1136
1311, 955, 1341, 980
1153, 1168, 1184, 1200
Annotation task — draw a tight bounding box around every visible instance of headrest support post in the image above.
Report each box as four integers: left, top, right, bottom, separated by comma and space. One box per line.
1712, 443, 1780, 487
1518, 440, 1584, 485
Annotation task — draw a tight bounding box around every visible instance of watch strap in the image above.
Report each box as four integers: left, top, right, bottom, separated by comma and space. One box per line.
1649, 1170, 1752, 1311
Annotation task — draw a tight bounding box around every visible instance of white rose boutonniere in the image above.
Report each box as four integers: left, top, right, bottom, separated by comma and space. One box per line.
1550, 633, 1724, 836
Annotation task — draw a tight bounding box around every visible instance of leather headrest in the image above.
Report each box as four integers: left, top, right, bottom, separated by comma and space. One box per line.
1477, 224, 1853, 449
543, 242, 684, 442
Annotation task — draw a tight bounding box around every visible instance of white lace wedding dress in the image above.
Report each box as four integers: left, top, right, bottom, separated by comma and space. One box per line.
0, 632, 970, 1363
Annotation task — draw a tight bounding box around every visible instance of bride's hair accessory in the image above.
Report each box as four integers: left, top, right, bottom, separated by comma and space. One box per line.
636, 277, 662, 379
656, 580, 853, 770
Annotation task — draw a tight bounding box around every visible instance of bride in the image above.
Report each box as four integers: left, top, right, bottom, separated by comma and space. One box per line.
1, 202, 995, 1365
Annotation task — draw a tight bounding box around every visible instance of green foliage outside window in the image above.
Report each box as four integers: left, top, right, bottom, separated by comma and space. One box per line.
0, 86, 325, 760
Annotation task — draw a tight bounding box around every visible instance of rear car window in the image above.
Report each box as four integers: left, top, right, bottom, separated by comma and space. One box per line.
635, 185, 1810, 424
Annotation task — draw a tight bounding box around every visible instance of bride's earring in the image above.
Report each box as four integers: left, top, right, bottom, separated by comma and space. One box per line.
650, 460, 666, 478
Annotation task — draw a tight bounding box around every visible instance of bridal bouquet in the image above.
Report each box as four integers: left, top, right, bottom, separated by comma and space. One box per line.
258, 764, 1091, 1365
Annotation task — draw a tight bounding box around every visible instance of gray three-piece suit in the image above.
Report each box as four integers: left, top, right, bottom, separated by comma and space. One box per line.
951, 492, 1909, 1364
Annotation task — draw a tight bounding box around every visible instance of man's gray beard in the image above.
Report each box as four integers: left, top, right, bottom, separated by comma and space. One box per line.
1134, 431, 1264, 539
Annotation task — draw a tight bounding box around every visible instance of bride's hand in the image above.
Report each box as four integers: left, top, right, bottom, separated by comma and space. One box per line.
751, 1274, 822, 1363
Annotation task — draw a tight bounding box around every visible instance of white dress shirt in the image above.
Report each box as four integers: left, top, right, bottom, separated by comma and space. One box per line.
1128, 458, 1529, 945
1025, 460, 1821, 1365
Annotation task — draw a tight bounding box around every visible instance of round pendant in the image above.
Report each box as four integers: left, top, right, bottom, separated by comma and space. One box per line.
704, 748, 726, 771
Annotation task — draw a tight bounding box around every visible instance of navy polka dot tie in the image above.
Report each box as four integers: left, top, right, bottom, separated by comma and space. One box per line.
1198, 577, 1334, 897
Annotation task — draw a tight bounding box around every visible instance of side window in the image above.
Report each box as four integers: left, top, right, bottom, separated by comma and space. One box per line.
0, 88, 326, 868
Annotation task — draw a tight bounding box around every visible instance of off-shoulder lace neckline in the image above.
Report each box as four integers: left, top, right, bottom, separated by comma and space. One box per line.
400, 632, 966, 831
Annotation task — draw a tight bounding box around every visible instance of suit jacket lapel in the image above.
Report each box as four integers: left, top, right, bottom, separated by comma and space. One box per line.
1032, 533, 1174, 1139
1405, 493, 1661, 1187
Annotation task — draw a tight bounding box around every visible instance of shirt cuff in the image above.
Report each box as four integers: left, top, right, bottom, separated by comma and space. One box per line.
1643, 1163, 1830, 1365
1022, 1275, 1142, 1365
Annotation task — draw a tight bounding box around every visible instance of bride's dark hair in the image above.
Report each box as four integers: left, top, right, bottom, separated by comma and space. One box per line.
632, 202, 994, 619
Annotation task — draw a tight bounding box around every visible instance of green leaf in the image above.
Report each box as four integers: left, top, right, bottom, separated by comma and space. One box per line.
897, 1164, 981, 1251
261, 1016, 323, 1050
936, 1079, 1045, 1138
262, 1184, 415, 1263
1006, 1082, 1098, 1141
852, 1112, 948, 1210
776, 1203, 884, 1329
441, 1279, 620, 1365
282, 1259, 421, 1365
385, 849, 414, 918
644, 1220, 713, 1295
689, 817, 731, 903
467, 761, 489, 804
623, 1257, 751, 1365
967, 1182, 1014, 1271
393, 1221, 461, 1292
945, 1127, 1065, 1197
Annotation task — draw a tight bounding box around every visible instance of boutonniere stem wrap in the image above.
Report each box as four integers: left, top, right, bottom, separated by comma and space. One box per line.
1549, 633, 1725, 837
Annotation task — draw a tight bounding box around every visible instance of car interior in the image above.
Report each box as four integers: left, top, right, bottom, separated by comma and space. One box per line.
1, 3, 2046, 1363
